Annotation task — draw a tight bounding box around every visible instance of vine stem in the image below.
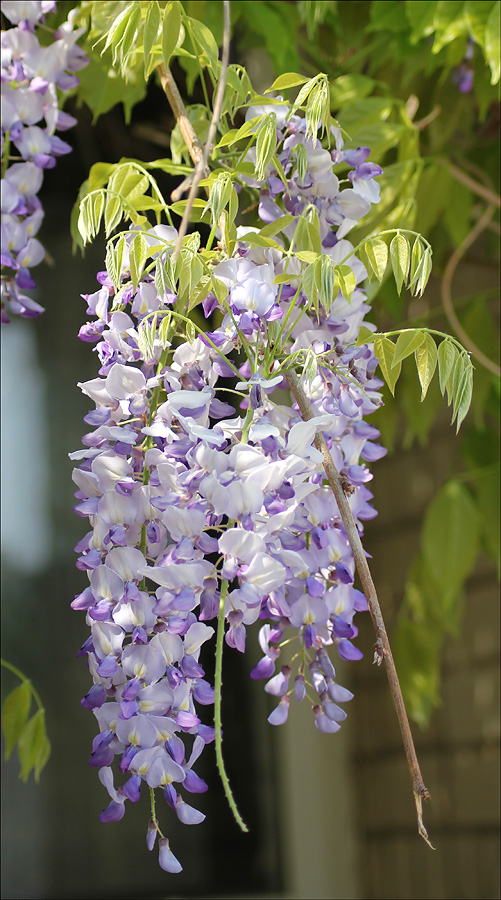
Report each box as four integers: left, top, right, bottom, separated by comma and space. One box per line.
285, 370, 434, 850
214, 581, 249, 832
157, 0, 231, 262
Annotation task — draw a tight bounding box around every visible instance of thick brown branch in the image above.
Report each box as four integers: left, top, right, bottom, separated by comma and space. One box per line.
286, 369, 434, 849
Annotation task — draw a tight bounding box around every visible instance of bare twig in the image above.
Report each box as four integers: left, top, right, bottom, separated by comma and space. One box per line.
157, 1, 231, 261
441, 203, 500, 377
438, 157, 501, 208
286, 369, 434, 849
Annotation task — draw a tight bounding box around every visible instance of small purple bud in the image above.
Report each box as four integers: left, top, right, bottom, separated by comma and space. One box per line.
146, 819, 157, 851
294, 675, 306, 702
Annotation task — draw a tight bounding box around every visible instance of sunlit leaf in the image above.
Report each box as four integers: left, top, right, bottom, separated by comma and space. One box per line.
392, 329, 424, 365
374, 336, 401, 395
415, 332, 437, 400
389, 232, 410, 294
2, 683, 31, 761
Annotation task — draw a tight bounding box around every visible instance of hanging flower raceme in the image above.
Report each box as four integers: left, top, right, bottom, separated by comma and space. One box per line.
1, 0, 88, 321
71, 104, 387, 870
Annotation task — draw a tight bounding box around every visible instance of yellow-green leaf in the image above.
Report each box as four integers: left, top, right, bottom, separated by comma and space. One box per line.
17, 710, 45, 782
390, 232, 410, 294
364, 237, 388, 282
2, 683, 31, 760
144, 0, 161, 78
437, 339, 459, 396
265, 72, 309, 92
162, 1, 181, 70
374, 336, 401, 395
415, 332, 438, 400
392, 329, 425, 365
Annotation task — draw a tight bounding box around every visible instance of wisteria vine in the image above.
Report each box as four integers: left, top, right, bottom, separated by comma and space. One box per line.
0, 0, 87, 321
70, 98, 396, 871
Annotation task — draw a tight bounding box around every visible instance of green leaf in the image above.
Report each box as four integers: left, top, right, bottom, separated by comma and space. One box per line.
415, 333, 438, 400
364, 238, 388, 282
355, 325, 377, 347
408, 237, 424, 289
184, 15, 220, 74
188, 274, 212, 312
144, 0, 161, 78
414, 246, 432, 297
101, 1, 135, 56
452, 360, 474, 431
393, 617, 442, 727
265, 72, 309, 92
437, 339, 459, 396
405, 0, 439, 44
259, 215, 295, 238
465, 0, 498, 47
255, 113, 277, 180
2, 683, 31, 761
17, 710, 46, 782
212, 275, 228, 304
162, 1, 182, 70
486, 1, 501, 84
158, 312, 172, 349
422, 480, 480, 597
389, 232, 410, 294
334, 264, 356, 303
374, 336, 401, 395
392, 330, 425, 366
129, 232, 148, 289
75, 49, 147, 123
34, 731, 51, 783
431, 1, 469, 54
476, 464, 501, 576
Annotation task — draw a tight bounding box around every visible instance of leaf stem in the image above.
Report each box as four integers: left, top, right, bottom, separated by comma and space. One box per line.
0, 659, 44, 711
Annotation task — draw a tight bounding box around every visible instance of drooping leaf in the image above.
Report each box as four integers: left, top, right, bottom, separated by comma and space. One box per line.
452, 360, 474, 432
265, 72, 310, 92
415, 332, 438, 400
334, 264, 356, 303
2, 683, 31, 761
162, 1, 182, 70
355, 325, 377, 346
374, 336, 401, 395
421, 480, 480, 598
129, 232, 148, 289
364, 238, 388, 281
392, 329, 425, 366
17, 710, 46, 782
437, 339, 459, 396
486, 1, 501, 84
389, 232, 410, 294
144, 0, 161, 78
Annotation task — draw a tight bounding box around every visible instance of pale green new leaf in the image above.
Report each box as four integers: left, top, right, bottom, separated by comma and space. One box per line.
364, 237, 388, 281
302, 349, 318, 385
415, 333, 437, 400
162, 1, 182, 70
2, 683, 31, 761
422, 480, 479, 598
255, 114, 277, 180
437, 339, 459, 396
101, 2, 135, 57
374, 336, 401, 395
392, 329, 425, 365
389, 232, 410, 294
129, 232, 148, 289
158, 312, 172, 349
144, 0, 161, 78
334, 264, 356, 303
408, 237, 425, 289
355, 325, 377, 346
17, 710, 46, 782
137, 317, 156, 362
265, 72, 310, 92
188, 275, 212, 312
486, 1, 501, 84
452, 360, 474, 431
414, 247, 432, 296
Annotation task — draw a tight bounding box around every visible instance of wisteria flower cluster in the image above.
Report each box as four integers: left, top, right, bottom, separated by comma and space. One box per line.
0, 0, 88, 321
71, 109, 386, 871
